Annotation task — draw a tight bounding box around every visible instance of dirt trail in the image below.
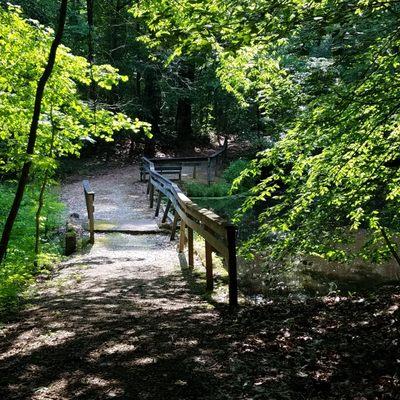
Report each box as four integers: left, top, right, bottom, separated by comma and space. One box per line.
1, 164, 399, 399
61, 165, 161, 233
0, 164, 225, 399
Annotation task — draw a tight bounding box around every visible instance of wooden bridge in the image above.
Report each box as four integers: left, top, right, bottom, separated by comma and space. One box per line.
83, 141, 238, 307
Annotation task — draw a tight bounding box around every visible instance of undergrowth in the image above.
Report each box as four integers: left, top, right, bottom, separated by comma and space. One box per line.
0, 182, 65, 314
183, 159, 251, 220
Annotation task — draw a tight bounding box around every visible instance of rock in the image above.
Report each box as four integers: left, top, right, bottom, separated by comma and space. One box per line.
64, 216, 84, 256
65, 226, 77, 256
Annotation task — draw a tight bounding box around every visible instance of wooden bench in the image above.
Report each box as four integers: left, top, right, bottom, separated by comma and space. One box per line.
140, 164, 182, 182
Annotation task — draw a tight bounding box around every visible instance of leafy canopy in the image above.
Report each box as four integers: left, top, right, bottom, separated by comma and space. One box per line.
135, 0, 400, 263
0, 4, 150, 176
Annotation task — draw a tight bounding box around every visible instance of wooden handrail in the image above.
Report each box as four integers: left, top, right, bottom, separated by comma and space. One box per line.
142, 147, 238, 307
147, 139, 227, 163
142, 138, 228, 185
83, 180, 95, 244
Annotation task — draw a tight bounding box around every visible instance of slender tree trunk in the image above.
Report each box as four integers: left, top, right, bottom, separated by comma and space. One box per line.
87, 0, 96, 102
103, 0, 121, 161
87, 0, 98, 148
0, 0, 68, 264
34, 108, 57, 262
34, 173, 49, 258
380, 225, 400, 268
136, 71, 142, 99
87, 0, 94, 63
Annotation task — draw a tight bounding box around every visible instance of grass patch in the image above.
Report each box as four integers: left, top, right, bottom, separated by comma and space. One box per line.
182, 159, 251, 220
184, 181, 231, 198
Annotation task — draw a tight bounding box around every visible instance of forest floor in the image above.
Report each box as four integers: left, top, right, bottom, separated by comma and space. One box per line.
0, 164, 399, 399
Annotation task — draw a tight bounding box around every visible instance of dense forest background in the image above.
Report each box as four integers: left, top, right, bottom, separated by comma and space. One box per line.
11, 0, 258, 157
1, 0, 400, 308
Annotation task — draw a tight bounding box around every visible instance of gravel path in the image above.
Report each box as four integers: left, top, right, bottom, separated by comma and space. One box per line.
1, 165, 399, 400
0, 164, 226, 399
60, 165, 158, 230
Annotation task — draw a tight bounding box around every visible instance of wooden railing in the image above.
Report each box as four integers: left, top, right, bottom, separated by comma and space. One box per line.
142, 155, 238, 307
83, 180, 95, 244
141, 139, 228, 185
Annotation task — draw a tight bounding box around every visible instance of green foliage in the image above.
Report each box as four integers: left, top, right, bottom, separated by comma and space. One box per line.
228, 0, 400, 263
0, 4, 150, 176
184, 159, 251, 198
0, 4, 151, 312
184, 181, 230, 198
183, 159, 253, 220
193, 196, 245, 222
223, 159, 249, 183
184, 181, 243, 221
0, 183, 64, 311
3, 0, 400, 277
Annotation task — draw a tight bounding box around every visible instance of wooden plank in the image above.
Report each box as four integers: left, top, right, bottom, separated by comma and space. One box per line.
205, 240, 213, 291
174, 208, 229, 258
151, 174, 228, 253
172, 189, 228, 237
156, 166, 182, 171
188, 227, 194, 268
148, 144, 227, 164
83, 180, 94, 195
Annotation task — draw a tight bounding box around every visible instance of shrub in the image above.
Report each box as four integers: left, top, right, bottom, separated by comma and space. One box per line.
222, 159, 250, 184
184, 181, 231, 198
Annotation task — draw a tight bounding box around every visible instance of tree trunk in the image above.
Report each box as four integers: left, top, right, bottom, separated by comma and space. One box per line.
176, 97, 193, 141
175, 61, 195, 146
87, 0, 96, 102
143, 67, 161, 157
34, 173, 49, 260
380, 226, 400, 268
136, 71, 142, 99
0, 0, 68, 264
34, 107, 57, 263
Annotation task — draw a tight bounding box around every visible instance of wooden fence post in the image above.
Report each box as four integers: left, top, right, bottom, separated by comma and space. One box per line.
83, 180, 95, 245
205, 240, 213, 291
149, 183, 154, 208
207, 157, 211, 185
170, 213, 180, 241
162, 199, 172, 223
87, 193, 95, 244
179, 220, 186, 253
188, 227, 194, 268
155, 190, 162, 217
226, 224, 238, 307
